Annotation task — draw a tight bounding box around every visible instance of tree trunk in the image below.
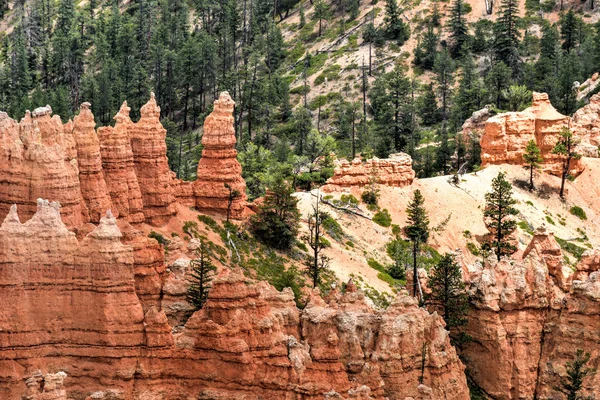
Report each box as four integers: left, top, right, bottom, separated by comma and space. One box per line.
413, 241, 418, 297
529, 165, 534, 191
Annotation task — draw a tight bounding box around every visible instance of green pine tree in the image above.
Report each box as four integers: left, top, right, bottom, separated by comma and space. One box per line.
523, 139, 543, 191
433, 49, 455, 121
249, 175, 300, 250
552, 127, 581, 199
384, 0, 410, 44
404, 189, 430, 299
187, 239, 217, 310
418, 83, 440, 126
426, 253, 469, 330
313, 0, 330, 37
484, 172, 518, 261
448, 0, 469, 57
485, 61, 512, 109
493, 0, 520, 70
554, 349, 596, 400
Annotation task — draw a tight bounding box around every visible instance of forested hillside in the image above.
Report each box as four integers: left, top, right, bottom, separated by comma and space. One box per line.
0, 0, 598, 195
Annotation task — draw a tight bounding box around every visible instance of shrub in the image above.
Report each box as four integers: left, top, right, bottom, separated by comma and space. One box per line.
466, 242, 480, 256
198, 215, 220, 232
545, 216, 555, 225
345, 240, 355, 248
322, 216, 345, 242
569, 206, 587, 220
148, 231, 168, 246
555, 237, 587, 260
373, 209, 392, 227
361, 189, 379, 206
518, 221, 534, 235
183, 220, 199, 238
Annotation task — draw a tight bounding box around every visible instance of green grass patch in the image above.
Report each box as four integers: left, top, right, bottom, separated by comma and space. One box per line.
545, 216, 555, 225
198, 215, 221, 233
518, 221, 535, 235
373, 209, 392, 227
555, 237, 587, 260
466, 242, 480, 256
323, 216, 346, 242
569, 206, 587, 220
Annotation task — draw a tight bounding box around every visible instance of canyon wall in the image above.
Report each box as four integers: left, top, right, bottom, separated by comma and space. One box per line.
1, 203, 469, 400
0, 93, 248, 227
480, 92, 585, 176
322, 153, 415, 192
461, 228, 600, 399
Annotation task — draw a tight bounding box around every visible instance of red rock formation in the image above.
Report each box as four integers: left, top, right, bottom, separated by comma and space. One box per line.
461, 106, 493, 137
480, 92, 585, 177
322, 153, 415, 192
1, 204, 468, 399
97, 102, 145, 224
461, 228, 600, 400
572, 93, 600, 150
129, 93, 177, 226
0, 106, 89, 227
23, 371, 68, 400
194, 92, 247, 219
72, 102, 113, 222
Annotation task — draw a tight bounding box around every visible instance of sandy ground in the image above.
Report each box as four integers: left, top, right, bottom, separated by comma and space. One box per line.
296, 158, 600, 294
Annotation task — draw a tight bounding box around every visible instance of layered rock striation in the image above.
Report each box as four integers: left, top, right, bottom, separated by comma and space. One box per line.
480, 92, 585, 176
194, 92, 248, 219
461, 228, 600, 399
3, 202, 468, 400
0, 106, 90, 227
129, 93, 177, 225
322, 153, 415, 192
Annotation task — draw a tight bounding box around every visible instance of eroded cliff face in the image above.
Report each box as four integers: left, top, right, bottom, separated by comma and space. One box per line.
0, 93, 249, 227
322, 153, 416, 192
0, 106, 90, 227
461, 227, 600, 400
1, 202, 468, 400
480, 92, 585, 177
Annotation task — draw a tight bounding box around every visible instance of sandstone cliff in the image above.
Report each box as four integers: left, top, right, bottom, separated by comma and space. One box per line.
480, 92, 585, 177
322, 153, 415, 192
461, 227, 600, 399
2, 201, 468, 400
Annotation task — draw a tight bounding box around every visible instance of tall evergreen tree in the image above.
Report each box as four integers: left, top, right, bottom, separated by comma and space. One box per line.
313, 0, 330, 37
493, 0, 520, 71
448, 0, 469, 57
413, 22, 439, 70
384, 0, 410, 44
552, 127, 581, 199
404, 189, 430, 300
187, 239, 217, 310
523, 139, 543, 191
427, 253, 469, 330
560, 9, 579, 52
484, 172, 518, 261
485, 61, 512, 109
433, 49, 455, 121
418, 83, 440, 126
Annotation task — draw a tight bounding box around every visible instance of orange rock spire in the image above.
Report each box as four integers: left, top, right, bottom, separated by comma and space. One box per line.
194, 92, 247, 218
129, 93, 177, 226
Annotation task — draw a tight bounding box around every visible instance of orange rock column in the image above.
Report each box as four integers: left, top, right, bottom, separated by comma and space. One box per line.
194, 92, 247, 219
129, 93, 177, 226
72, 102, 113, 223
97, 102, 145, 224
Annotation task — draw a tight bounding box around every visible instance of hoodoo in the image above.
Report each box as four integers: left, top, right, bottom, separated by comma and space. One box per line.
97, 102, 145, 224
480, 92, 585, 176
129, 93, 177, 226
194, 92, 247, 219
72, 102, 112, 223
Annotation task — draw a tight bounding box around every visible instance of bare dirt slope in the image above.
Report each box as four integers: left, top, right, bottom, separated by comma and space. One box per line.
298, 159, 600, 296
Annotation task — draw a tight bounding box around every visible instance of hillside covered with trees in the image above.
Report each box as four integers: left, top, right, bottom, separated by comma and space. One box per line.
0, 0, 598, 193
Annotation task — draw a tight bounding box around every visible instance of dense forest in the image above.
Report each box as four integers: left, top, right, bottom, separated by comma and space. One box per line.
0, 0, 599, 198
